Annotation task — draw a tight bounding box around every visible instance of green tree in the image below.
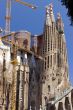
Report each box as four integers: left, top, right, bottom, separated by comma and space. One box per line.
60, 0, 73, 25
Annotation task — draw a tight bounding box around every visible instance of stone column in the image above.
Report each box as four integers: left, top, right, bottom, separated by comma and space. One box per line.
69, 92, 73, 110
19, 65, 24, 110
24, 65, 29, 110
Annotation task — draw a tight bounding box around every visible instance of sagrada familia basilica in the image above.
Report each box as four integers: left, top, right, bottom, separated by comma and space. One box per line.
0, 3, 73, 110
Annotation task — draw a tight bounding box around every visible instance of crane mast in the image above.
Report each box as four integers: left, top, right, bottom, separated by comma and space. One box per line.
4, 1, 37, 110
5, 0, 11, 35
5, 0, 37, 35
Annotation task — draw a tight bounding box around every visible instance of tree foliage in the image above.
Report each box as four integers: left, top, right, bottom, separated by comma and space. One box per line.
60, 0, 73, 25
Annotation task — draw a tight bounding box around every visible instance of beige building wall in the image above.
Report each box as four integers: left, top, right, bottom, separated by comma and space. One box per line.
41, 4, 70, 107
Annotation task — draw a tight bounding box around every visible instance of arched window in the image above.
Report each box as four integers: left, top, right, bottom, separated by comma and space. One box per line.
49, 104, 56, 110
58, 102, 63, 110
65, 97, 71, 110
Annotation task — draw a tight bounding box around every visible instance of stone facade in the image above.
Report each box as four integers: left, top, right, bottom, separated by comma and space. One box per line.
29, 4, 72, 110
41, 4, 70, 107
0, 3, 73, 110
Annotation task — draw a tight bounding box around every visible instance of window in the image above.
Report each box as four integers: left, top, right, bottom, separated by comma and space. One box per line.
57, 53, 61, 67
48, 43, 50, 51
48, 36, 50, 51
50, 55, 52, 67
48, 56, 49, 68
51, 39, 52, 50
58, 79, 61, 84
57, 54, 60, 67
21, 56, 23, 63
48, 85, 50, 92
45, 61, 46, 70
54, 53, 56, 65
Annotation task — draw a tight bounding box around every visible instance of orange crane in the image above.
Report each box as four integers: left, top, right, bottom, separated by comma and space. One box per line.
15, 0, 37, 9
5, 0, 37, 35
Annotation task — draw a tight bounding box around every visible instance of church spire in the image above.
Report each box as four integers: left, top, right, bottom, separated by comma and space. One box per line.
45, 4, 55, 26
45, 5, 51, 26
49, 4, 55, 23
56, 13, 64, 33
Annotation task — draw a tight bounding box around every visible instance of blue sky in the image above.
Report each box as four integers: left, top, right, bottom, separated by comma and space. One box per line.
0, 0, 73, 84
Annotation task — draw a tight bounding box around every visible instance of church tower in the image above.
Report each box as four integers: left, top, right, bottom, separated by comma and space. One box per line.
41, 4, 70, 107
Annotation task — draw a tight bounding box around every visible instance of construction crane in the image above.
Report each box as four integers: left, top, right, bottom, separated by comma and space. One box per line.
5, 0, 37, 35
5, 0, 11, 35
15, 0, 37, 9
4, 1, 37, 109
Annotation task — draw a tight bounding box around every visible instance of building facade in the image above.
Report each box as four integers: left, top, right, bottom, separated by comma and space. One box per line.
0, 3, 73, 110
29, 4, 73, 110
41, 4, 70, 107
